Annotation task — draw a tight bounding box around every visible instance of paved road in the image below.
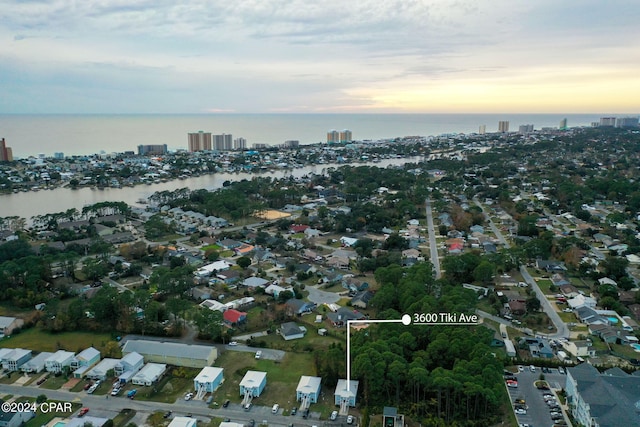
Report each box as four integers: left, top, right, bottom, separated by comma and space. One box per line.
476, 309, 534, 336
472, 198, 569, 339
0, 383, 322, 427
306, 284, 341, 305
223, 343, 286, 361
425, 198, 442, 279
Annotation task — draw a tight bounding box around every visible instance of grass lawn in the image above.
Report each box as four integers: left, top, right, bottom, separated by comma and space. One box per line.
39, 374, 69, 390
1, 328, 116, 353
134, 367, 200, 403
611, 343, 640, 359
212, 351, 315, 408
558, 312, 576, 323
112, 408, 137, 427
534, 278, 554, 295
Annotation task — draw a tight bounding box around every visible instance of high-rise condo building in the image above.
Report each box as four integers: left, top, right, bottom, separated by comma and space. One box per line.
616, 117, 639, 128
214, 134, 232, 151
138, 144, 168, 156
339, 130, 352, 143
284, 140, 299, 148
518, 124, 534, 134
188, 131, 212, 152
479, 125, 486, 135
498, 121, 510, 133
327, 130, 339, 144
234, 137, 247, 150
0, 138, 13, 162
599, 117, 616, 127
559, 118, 568, 130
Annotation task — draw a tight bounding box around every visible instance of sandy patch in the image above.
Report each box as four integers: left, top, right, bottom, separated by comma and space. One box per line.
253, 209, 291, 220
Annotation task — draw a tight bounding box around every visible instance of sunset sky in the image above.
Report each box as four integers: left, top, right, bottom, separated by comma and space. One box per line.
1, 0, 639, 114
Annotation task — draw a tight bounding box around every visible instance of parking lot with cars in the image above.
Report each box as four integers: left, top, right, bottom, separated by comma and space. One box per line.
506, 367, 570, 427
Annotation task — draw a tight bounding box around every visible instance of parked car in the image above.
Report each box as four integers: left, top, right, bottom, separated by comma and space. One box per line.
185, 392, 194, 401
255, 351, 262, 359
229, 341, 238, 346
223, 399, 230, 408
272, 404, 280, 414
515, 408, 527, 415
78, 408, 89, 417
244, 403, 252, 411
347, 415, 354, 424
163, 411, 172, 419
330, 411, 338, 421
291, 407, 297, 415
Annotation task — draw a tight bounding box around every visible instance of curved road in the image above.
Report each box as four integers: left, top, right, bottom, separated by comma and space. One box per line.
473, 198, 569, 339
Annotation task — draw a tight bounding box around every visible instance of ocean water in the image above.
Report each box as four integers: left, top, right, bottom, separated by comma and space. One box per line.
0, 113, 606, 158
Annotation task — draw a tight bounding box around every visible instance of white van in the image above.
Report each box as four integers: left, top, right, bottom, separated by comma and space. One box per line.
272, 404, 279, 414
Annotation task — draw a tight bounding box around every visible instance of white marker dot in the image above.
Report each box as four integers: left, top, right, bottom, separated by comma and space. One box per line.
401, 314, 411, 325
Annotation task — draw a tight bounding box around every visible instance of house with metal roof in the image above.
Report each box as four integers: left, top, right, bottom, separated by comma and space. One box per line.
1, 348, 31, 372
194, 366, 224, 398
114, 351, 144, 384
85, 358, 120, 381
279, 322, 306, 341
296, 375, 321, 404
0, 316, 23, 337
131, 362, 167, 386
168, 417, 198, 427
240, 370, 267, 397
122, 339, 217, 368
45, 350, 75, 373
71, 346, 101, 378
20, 351, 52, 373
335, 379, 359, 408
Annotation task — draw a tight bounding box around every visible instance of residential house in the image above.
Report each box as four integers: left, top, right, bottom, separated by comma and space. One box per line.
265, 284, 292, 299
240, 370, 267, 397
242, 276, 269, 289
122, 340, 217, 368
327, 307, 366, 327
200, 299, 227, 312
20, 351, 52, 373
1, 348, 31, 371
0, 316, 23, 337
114, 351, 145, 383
536, 259, 567, 272
335, 379, 359, 407
216, 269, 241, 285
296, 375, 322, 404
562, 340, 596, 358
131, 362, 167, 386
71, 346, 101, 378
0, 399, 34, 427
559, 283, 580, 298
340, 236, 358, 247
285, 299, 316, 316
350, 291, 374, 309
85, 358, 120, 381
508, 300, 526, 315
223, 309, 247, 327
575, 306, 606, 325
279, 322, 306, 340
194, 366, 224, 394
218, 239, 242, 250
45, 350, 75, 373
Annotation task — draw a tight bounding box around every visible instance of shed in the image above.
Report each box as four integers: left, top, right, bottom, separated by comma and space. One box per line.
296, 375, 322, 404
194, 366, 224, 396
131, 362, 167, 386
20, 351, 52, 373
335, 379, 359, 407
240, 370, 267, 397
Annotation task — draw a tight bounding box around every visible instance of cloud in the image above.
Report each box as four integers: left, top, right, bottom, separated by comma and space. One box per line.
0, 0, 639, 113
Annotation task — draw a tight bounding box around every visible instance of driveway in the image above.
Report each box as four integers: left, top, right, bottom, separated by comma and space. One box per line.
224, 343, 285, 361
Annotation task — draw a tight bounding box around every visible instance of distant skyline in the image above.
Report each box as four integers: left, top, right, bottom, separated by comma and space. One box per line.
1, 0, 639, 114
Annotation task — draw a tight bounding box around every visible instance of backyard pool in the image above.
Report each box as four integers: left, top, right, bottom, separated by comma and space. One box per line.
631, 343, 640, 352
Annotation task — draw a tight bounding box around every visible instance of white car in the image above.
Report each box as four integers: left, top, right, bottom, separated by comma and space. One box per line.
229, 341, 238, 346
255, 351, 262, 359
185, 392, 194, 401
518, 365, 524, 372
515, 408, 527, 415
347, 415, 354, 424
330, 411, 338, 421
272, 404, 279, 414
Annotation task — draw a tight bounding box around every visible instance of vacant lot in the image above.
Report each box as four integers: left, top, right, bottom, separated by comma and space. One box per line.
1, 329, 115, 353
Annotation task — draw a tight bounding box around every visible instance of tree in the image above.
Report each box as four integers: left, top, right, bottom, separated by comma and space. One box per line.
472, 261, 494, 284
237, 256, 252, 269
526, 295, 541, 312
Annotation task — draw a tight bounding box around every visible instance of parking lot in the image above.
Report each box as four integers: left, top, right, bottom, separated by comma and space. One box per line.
506, 367, 570, 427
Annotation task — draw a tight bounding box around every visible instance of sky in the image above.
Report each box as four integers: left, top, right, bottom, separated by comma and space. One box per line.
1, 0, 639, 114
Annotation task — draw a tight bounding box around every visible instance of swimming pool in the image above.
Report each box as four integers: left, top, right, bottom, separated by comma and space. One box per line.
608, 316, 619, 324
631, 343, 640, 352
